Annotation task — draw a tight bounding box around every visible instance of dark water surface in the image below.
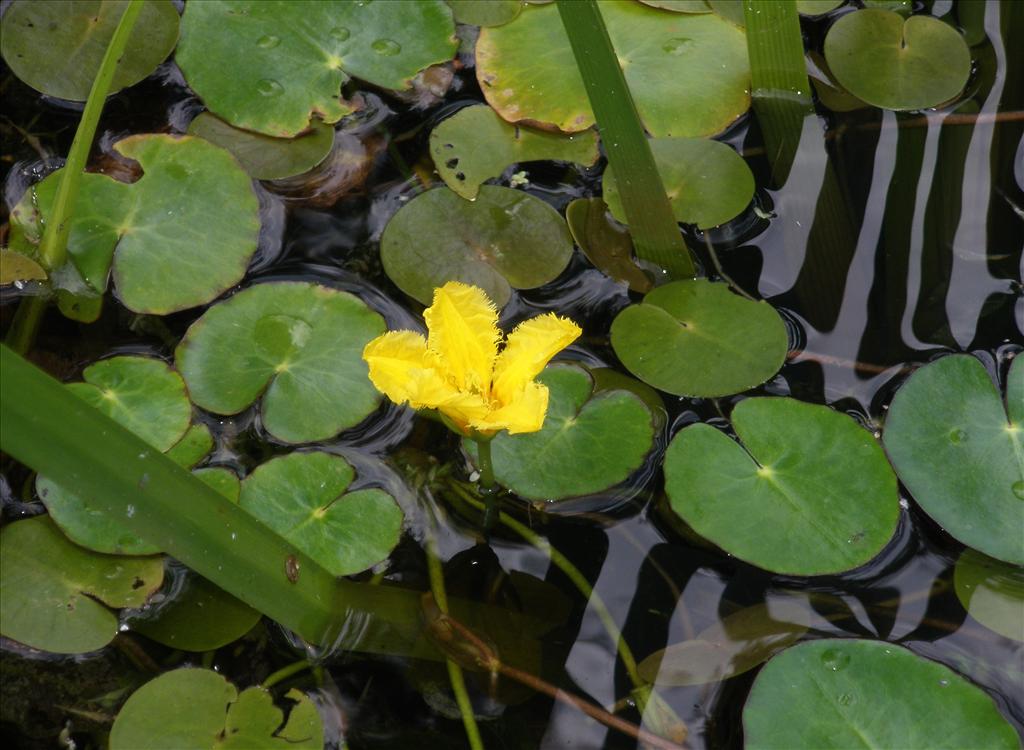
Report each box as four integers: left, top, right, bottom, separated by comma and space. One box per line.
1, 1, 1022, 748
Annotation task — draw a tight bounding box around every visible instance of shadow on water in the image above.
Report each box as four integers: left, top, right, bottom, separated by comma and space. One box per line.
0, 1, 1021, 748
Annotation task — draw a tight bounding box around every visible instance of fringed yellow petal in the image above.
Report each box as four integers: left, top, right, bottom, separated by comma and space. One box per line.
434, 392, 493, 435
423, 281, 500, 394
492, 314, 581, 404
362, 331, 438, 405
472, 382, 549, 435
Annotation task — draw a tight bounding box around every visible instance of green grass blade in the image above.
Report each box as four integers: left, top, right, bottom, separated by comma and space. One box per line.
743, 0, 813, 186
0, 345, 423, 649
556, 0, 696, 279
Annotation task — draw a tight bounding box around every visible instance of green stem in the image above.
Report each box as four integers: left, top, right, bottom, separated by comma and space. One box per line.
38, 0, 143, 270
426, 530, 485, 750
556, 0, 696, 279
6, 0, 143, 354
474, 438, 499, 532
262, 660, 313, 690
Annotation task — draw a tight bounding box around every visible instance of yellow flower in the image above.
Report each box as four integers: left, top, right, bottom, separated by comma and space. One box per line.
362, 282, 581, 436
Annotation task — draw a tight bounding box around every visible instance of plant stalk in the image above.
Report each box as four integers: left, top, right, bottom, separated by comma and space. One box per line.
474, 438, 499, 532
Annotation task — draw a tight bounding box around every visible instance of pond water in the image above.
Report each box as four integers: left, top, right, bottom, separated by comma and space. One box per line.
1, 1, 1022, 749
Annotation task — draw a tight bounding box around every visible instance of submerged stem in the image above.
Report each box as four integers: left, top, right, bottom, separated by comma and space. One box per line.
261, 660, 313, 690
474, 438, 500, 533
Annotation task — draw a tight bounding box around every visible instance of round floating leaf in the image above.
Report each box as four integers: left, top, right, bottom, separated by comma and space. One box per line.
466, 364, 655, 501
0, 516, 163, 654
37, 356, 191, 556
639, 598, 812, 686
823, 9, 971, 111
565, 198, 652, 292
110, 668, 323, 750
448, 0, 524, 26
381, 186, 573, 307
743, 639, 1020, 750
796, 0, 844, 15
176, 282, 384, 444
883, 355, 1024, 565
0, 0, 179, 101
7, 135, 260, 314
0, 249, 46, 285
188, 112, 335, 180
133, 572, 260, 652
193, 466, 242, 504
165, 423, 215, 469
665, 398, 899, 575
476, 2, 750, 137
604, 137, 754, 230
177, 0, 456, 137
639, 1, 711, 12
429, 105, 598, 200
707, 0, 745, 27
239, 452, 403, 577
610, 280, 788, 397
954, 550, 1024, 642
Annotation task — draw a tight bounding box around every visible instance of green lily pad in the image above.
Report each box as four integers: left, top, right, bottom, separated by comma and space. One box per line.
797, 0, 844, 14
36, 356, 191, 556
466, 364, 655, 501
8, 134, 260, 314
429, 105, 599, 200
639, 1, 711, 12
380, 185, 573, 307
664, 397, 899, 575
883, 355, 1024, 565
110, 668, 322, 750
134, 572, 259, 652
476, 2, 750, 137
610, 280, 788, 397
565, 198, 652, 292
193, 466, 242, 504
0, 516, 163, 654
165, 423, 215, 470
0, 0, 179, 101
707, 0, 745, 27
823, 9, 971, 111
187, 113, 335, 181
743, 640, 1019, 749
176, 0, 456, 137
0, 249, 47, 285
176, 282, 385, 444
239, 452, 403, 577
862, 0, 911, 15
954, 549, 1024, 642
448, 0, 524, 26
603, 137, 754, 230
639, 598, 813, 686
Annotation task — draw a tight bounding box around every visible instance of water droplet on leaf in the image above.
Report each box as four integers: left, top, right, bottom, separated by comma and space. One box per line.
257, 34, 280, 49
371, 38, 401, 56
257, 78, 284, 97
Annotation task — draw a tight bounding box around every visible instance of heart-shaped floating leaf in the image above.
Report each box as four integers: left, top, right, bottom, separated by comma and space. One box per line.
954, 549, 1024, 642
823, 9, 971, 111
466, 364, 655, 501
188, 112, 335, 180
0, 249, 46, 285
176, 282, 385, 444
476, 1, 749, 137
639, 597, 813, 686
639, 0, 711, 12
603, 137, 754, 230
448, 0, 524, 26
8, 135, 260, 314
0, 0, 179, 101
743, 639, 1019, 749
429, 105, 599, 200
565, 198, 652, 292
883, 355, 1023, 565
239, 452, 403, 577
611, 280, 788, 397
133, 570, 259, 653
381, 186, 573, 307
176, 0, 456, 137
165, 423, 215, 470
0, 516, 163, 654
110, 668, 322, 750
38, 356, 192, 556
665, 397, 899, 575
